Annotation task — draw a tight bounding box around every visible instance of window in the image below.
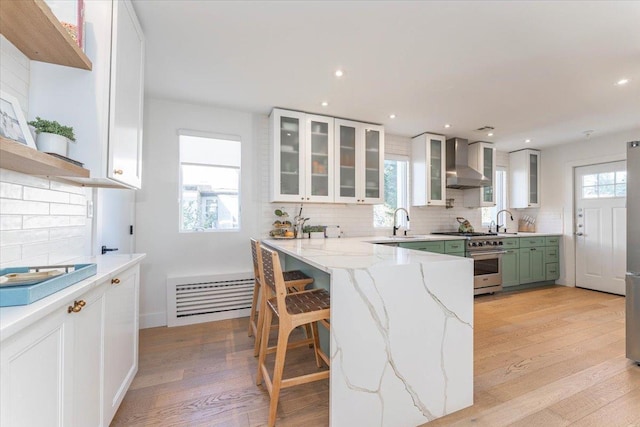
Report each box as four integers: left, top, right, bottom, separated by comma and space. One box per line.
481, 167, 507, 226
582, 171, 626, 198
179, 132, 240, 232
374, 156, 409, 228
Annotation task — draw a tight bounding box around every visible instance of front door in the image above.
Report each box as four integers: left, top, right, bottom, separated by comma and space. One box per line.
574, 161, 627, 295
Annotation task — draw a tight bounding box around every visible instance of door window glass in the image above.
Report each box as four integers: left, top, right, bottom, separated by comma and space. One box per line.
582, 170, 627, 199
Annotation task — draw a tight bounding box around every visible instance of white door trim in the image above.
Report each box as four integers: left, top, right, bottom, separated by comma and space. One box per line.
563, 153, 626, 287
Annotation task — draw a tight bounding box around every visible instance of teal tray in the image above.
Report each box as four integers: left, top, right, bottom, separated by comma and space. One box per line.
0, 264, 97, 307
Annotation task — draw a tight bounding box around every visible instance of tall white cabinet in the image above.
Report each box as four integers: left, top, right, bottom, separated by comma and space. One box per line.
30, 0, 145, 189
464, 141, 496, 207
510, 149, 541, 208
412, 133, 446, 206
334, 119, 384, 204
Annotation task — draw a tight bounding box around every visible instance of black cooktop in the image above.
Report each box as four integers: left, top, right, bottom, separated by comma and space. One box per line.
431, 231, 499, 237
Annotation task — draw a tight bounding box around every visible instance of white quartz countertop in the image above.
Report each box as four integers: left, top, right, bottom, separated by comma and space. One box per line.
263, 237, 470, 274
0, 254, 146, 341
506, 232, 562, 237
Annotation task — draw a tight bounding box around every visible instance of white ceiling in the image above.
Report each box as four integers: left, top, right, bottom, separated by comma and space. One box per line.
132, 0, 640, 152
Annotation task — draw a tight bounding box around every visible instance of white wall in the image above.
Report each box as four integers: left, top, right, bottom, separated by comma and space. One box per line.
1, 37, 92, 268
536, 129, 639, 286
135, 98, 261, 328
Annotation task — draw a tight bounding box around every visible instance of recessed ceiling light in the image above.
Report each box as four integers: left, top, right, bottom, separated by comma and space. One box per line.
487, 132, 494, 137
335, 70, 344, 78
444, 124, 451, 128
616, 78, 629, 86
389, 114, 396, 119
525, 139, 531, 143
321, 101, 329, 107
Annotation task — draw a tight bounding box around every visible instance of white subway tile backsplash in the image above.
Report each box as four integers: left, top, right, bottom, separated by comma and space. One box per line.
0, 215, 22, 230
50, 226, 86, 240
0, 169, 49, 189
68, 217, 87, 226
0, 229, 49, 246
0, 199, 49, 215
21, 241, 53, 259
23, 215, 71, 229
0, 182, 22, 199
69, 193, 87, 205
50, 203, 85, 216
23, 187, 70, 203
0, 245, 21, 264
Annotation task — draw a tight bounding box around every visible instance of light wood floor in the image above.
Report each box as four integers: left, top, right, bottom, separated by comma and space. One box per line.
112, 286, 640, 426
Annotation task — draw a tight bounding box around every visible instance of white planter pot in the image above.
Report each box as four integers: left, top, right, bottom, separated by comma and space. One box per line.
309, 231, 325, 239
36, 132, 69, 156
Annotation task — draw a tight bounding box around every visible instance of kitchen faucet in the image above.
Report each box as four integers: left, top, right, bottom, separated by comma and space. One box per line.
392, 208, 410, 236
496, 209, 514, 233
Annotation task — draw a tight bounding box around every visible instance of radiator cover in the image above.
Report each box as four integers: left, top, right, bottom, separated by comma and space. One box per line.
166, 272, 254, 327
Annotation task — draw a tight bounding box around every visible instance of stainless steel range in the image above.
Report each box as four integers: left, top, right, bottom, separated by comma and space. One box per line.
432, 232, 506, 295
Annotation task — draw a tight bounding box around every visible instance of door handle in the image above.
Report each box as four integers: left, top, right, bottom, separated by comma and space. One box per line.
575, 232, 584, 236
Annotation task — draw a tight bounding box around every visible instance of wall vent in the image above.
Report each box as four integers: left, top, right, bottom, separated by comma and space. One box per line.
475, 125, 495, 132
166, 272, 254, 327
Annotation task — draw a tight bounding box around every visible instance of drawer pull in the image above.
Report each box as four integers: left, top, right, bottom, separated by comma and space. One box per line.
111, 278, 121, 285
67, 300, 86, 313
114, 169, 124, 175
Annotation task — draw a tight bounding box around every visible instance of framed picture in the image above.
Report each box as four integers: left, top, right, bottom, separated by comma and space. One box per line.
0, 91, 36, 149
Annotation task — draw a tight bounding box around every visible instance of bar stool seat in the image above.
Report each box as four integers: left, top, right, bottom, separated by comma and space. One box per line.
256, 245, 330, 427
249, 239, 314, 356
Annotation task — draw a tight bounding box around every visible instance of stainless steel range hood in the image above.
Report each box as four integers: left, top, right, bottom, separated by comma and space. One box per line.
446, 137, 491, 189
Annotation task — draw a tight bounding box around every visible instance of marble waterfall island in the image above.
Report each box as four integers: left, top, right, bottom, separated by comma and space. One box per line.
264, 238, 473, 427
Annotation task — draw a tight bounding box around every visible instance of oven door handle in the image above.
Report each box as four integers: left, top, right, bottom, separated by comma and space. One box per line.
468, 250, 507, 257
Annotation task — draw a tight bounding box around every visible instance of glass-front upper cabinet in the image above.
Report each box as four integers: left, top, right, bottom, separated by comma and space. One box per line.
334, 119, 384, 204
271, 109, 306, 202
305, 114, 334, 202
464, 142, 496, 207
509, 149, 541, 208
271, 109, 334, 203
411, 133, 446, 206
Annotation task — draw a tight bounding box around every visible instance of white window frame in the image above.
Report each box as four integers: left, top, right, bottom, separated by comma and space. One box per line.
178, 129, 242, 233
482, 166, 507, 227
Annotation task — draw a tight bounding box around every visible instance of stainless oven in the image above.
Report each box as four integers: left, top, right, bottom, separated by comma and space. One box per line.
432, 232, 506, 295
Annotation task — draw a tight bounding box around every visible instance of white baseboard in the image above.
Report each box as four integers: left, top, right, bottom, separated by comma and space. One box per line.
140, 311, 166, 329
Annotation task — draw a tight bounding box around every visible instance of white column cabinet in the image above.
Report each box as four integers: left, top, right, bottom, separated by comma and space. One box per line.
30, 0, 145, 189
334, 119, 384, 204
510, 149, 541, 208
103, 265, 140, 424
412, 133, 446, 206
464, 142, 496, 207
271, 109, 335, 203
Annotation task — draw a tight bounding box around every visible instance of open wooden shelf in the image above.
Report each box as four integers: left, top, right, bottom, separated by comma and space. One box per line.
0, 136, 90, 178
0, 0, 92, 70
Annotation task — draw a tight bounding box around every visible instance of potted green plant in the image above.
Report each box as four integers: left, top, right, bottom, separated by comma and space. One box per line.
27, 117, 76, 157
303, 225, 326, 239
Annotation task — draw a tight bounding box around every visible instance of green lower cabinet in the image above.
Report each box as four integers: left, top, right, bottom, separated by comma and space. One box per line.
502, 249, 520, 287
546, 262, 560, 281
399, 241, 444, 253
519, 247, 545, 284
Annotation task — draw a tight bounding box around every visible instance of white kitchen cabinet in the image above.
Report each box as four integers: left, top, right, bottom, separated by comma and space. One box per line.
412, 133, 446, 206
271, 109, 334, 203
464, 141, 496, 207
0, 283, 105, 427
30, 0, 145, 189
510, 149, 541, 208
0, 262, 141, 427
334, 119, 384, 204
103, 265, 140, 424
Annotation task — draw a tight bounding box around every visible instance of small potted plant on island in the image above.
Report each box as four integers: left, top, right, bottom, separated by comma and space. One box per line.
303, 225, 326, 239
28, 117, 76, 157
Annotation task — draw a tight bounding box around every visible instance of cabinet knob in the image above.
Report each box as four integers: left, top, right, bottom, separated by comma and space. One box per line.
114, 169, 124, 175
111, 278, 121, 285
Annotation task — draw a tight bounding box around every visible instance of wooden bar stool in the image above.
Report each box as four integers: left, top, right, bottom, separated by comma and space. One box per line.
256, 245, 330, 427
249, 239, 314, 356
